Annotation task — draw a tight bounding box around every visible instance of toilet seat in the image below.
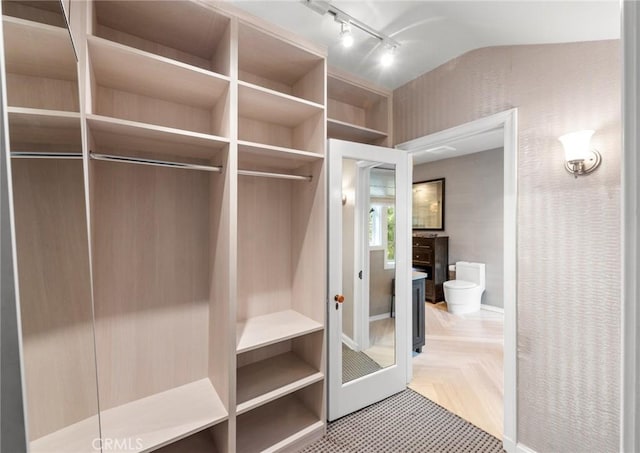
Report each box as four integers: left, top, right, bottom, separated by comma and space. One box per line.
443, 280, 477, 290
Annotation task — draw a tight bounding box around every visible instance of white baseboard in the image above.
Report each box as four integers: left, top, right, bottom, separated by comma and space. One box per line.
341, 333, 359, 351
502, 436, 516, 453
516, 442, 537, 453
481, 304, 504, 314
369, 312, 391, 322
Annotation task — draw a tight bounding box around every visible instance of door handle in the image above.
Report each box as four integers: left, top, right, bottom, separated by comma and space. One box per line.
334, 294, 345, 303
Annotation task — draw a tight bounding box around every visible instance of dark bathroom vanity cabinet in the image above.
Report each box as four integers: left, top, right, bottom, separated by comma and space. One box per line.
412, 235, 449, 302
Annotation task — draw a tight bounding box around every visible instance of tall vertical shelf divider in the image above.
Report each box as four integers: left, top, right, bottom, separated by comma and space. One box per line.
2, 1, 330, 452
234, 18, 327, 453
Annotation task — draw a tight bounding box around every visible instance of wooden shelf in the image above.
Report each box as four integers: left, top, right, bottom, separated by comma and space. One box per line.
88, 36, 229, 110
2, 16, 76, 81
87, 114, 228, 160
327, 71, 390, 145
238, 81, 323, 128
327, 118, 388, 143
2, 1, 67, 28
238, 140, 323, 172
31, 415, 100, 453
99, 378, 227, 453
236, 394, 323, 453
237, 351, 323, 415
94, 0, 230, 74
154, 429, 218, 453
7, 107, 81, 153
236, 310, 323, 354
238, 22, 324, 105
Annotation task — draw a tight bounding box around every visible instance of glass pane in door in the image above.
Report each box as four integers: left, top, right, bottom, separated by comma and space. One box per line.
341, 159, 396, 383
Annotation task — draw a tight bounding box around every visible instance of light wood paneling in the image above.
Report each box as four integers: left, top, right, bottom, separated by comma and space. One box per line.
3, 16, 76, 80
238, 82, 323, 127
88, 36, 229, 108
87, 114, 228, 160
238, 22, 324, 104
3, 16, 78, 111
2, 1, 66, 27
208, 149, 233, 411
236, 389, 323, 453
238, 141, 323, 172
30, 415, 100, 453
154, 428, 219, 453
6, 73, 79, 111
327, 118, 387, 144
237, 176, 293, 321
291, 160, 326, 324
93, 0, 230, 74
236, 351, 323, 414
327, 70, 391, 146
91, 160, 212, 409
11, 159, 98, 442
99, 378, 227, 453
236, 310, 323, 354
95, 86, 213, 135
7, 107, 81, 153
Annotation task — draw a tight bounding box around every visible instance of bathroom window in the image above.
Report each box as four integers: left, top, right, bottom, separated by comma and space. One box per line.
370, 203, 395, 269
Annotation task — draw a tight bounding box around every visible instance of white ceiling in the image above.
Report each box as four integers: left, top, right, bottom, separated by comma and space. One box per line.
232, 0, 620, 90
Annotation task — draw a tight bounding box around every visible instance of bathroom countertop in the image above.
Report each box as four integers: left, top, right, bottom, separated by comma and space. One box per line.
412, 271, 428, 280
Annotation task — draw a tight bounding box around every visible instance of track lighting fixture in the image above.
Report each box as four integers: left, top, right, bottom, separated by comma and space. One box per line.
339, 22, 354, 48
304, 0, 400, 62
380, 45, 396, 67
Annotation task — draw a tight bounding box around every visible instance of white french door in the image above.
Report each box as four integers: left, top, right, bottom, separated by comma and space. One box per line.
328, 139, 410, 421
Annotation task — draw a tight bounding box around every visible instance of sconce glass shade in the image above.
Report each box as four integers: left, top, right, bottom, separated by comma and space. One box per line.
559, 130, 595, 162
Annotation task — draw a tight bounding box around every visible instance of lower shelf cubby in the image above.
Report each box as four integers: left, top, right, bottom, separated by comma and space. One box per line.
98, 378, 227, 453
154, 422, 227, 453
237, 330, 323, 415
236, 382, 324, 453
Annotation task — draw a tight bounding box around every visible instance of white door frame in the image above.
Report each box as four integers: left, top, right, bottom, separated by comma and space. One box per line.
622, 1, 639, 452
395, 108, 518, 451
328, 139, 410, 421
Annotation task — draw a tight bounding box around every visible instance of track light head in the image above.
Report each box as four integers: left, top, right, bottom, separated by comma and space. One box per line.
380, 45, 396, 67
339, 22, 354, 48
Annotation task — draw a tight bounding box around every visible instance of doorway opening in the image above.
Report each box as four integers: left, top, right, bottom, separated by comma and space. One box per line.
396, 109, 517, 448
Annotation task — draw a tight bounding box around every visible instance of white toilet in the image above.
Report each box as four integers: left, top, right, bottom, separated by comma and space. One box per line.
443, 262, 485, 315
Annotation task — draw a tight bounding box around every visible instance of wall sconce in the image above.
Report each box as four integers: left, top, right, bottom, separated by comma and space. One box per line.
558, 130, 601, 178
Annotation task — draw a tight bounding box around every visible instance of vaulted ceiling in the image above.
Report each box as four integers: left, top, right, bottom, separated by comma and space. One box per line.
233, 1, 621, 90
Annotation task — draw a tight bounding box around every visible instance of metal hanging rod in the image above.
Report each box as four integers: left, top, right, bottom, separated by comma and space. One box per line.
87, 152, 310, 180
90, 152, 222, 172
11, 152, 83, 159
238, 169, 312, 182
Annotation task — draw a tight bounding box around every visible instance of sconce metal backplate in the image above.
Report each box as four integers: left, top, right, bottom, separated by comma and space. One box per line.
565, 149, 602, 177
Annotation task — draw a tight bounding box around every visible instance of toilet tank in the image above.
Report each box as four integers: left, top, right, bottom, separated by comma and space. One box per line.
455, 262, 485, 289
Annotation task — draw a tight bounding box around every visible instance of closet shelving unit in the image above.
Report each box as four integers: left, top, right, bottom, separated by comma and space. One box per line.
326, 69, 392, 146
234, 19, 326, 453
2, 5, 101, 453
3, 0, 328, 451
85, 1, 233, 451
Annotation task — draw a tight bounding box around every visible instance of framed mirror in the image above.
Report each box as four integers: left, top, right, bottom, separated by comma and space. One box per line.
412, 178, 445, 230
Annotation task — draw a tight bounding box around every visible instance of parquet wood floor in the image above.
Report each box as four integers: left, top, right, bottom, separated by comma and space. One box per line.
409, 302, 504, 439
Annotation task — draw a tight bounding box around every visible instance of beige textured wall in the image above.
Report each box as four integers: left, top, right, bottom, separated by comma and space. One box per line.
369, 249, 394, 316
395, 41, 621, 452
414, 148, 504, 308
